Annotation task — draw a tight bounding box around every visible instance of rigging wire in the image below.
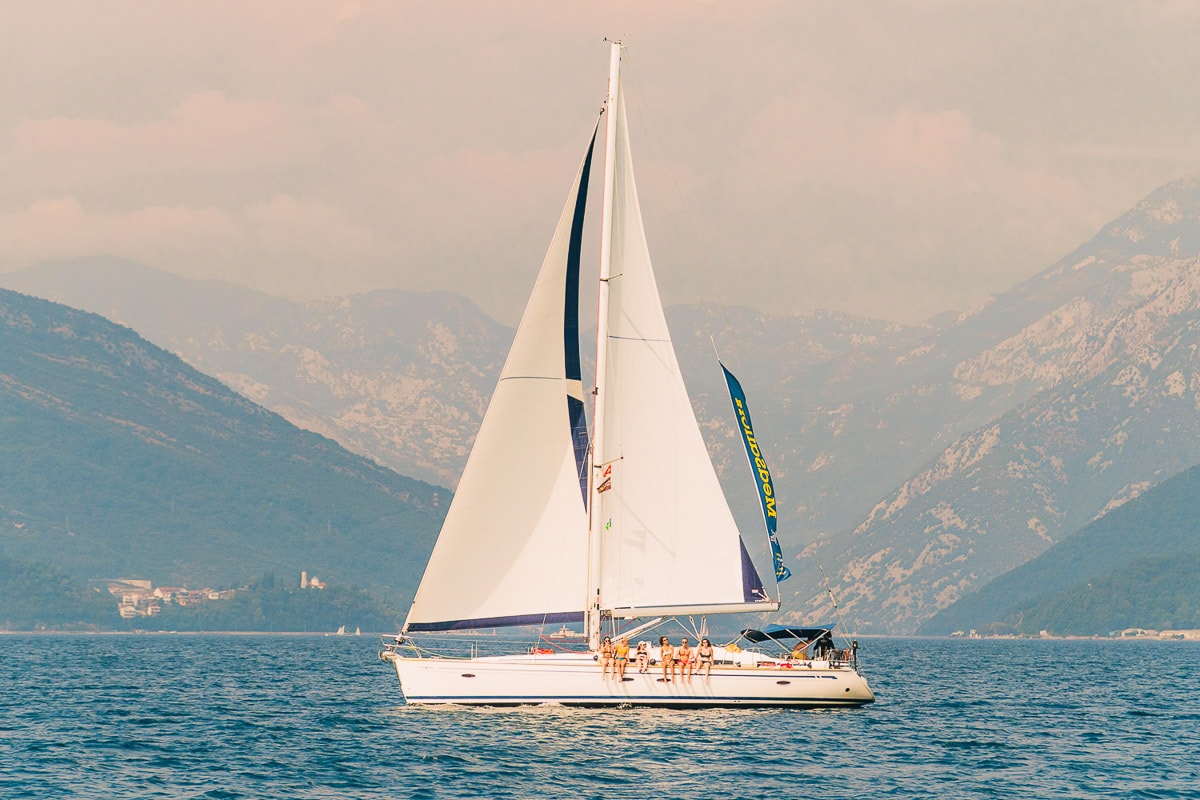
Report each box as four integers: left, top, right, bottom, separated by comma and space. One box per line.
818, 563, 854, 650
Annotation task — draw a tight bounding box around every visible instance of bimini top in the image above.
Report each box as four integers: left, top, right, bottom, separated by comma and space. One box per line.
740, 624, 834, 644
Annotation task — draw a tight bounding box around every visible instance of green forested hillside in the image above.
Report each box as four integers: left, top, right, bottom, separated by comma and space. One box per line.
148, 572, 402, 633
0, 556, 117, 629
1004, 552, 1200, 636
0, 557, 402, 631
0, 288, 444, 610
920, 464, 1200, 635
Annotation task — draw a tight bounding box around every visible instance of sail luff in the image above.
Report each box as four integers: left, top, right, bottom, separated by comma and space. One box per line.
566, 127, 598, 502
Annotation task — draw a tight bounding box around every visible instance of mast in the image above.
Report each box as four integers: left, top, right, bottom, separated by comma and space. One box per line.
585, 40, 622, 652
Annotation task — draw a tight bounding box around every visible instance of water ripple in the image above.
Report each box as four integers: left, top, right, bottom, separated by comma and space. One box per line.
2, 634, 1200, 798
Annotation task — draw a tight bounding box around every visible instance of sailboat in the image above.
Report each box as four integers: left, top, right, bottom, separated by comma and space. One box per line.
380, 42, 874, 708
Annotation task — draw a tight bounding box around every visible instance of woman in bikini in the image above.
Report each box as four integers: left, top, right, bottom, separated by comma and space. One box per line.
599, 636, 615, 680
615, 637, 630, 679
697, 638, 715, 678
658, 636, 674, 683
635, 641, 649, 673
675, 637, 693, 681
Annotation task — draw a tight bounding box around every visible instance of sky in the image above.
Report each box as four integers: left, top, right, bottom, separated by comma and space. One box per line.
3, 1, 1200, 326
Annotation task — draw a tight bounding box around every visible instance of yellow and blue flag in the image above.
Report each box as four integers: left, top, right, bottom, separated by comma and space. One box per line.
722, 363, 791, 582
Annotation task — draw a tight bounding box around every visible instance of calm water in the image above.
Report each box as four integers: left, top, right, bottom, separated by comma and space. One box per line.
2, 634, 1198, 799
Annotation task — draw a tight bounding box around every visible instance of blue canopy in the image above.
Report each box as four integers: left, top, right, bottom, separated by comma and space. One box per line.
740, 624, 834, 644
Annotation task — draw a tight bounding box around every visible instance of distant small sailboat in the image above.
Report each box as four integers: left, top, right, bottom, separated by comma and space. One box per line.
355, 627, 361, 637
380, 42, 874, 708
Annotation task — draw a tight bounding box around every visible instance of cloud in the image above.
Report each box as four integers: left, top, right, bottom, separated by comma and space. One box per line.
5, 91, 336, 208
699, 87, 1095, 320
3, 2, 1200, 326
0, 194, 377, 299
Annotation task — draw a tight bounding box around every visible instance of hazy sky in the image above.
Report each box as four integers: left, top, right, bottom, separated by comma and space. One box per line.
3, 1, 1199, 325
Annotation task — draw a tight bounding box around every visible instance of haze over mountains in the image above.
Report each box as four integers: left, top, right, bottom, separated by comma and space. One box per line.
5, 178, 1200, 634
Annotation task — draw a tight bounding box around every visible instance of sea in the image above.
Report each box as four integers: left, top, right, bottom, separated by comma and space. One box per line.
2, 633, 1197, 799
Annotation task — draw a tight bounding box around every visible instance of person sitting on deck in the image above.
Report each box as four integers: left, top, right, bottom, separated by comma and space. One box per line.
697, 638, 715, 678
599, 636, 615, 679
615, 637, 630, 679
676, 638, 694, 681
635, 641, 649, 673
659, 636, 674, 682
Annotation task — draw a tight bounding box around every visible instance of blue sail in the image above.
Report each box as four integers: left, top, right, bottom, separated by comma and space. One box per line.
721, 363, 791, 582
564, 127, 597, 503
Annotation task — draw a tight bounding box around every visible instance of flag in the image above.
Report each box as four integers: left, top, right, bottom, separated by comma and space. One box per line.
722, 363, 791, 582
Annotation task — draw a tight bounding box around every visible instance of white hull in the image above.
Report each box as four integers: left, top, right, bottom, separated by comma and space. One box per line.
385, 652, 874, 708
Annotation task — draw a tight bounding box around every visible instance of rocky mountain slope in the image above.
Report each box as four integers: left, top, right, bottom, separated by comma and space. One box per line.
918, 463, 1200, 636
796, 178, 1200, 632
3, 258, 509, 488
0, 288, 443, 604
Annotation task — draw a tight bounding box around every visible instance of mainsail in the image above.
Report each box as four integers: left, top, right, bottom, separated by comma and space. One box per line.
402, 134, 597, 632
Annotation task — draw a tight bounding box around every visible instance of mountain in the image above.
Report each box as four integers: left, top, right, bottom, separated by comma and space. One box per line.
918, 463, 1200, 636
0, 287, 443, 606
2, 257, 509, 488
989, 552, 1200, 636
795, 178, 1200, 632
8, 178, 1200, 633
